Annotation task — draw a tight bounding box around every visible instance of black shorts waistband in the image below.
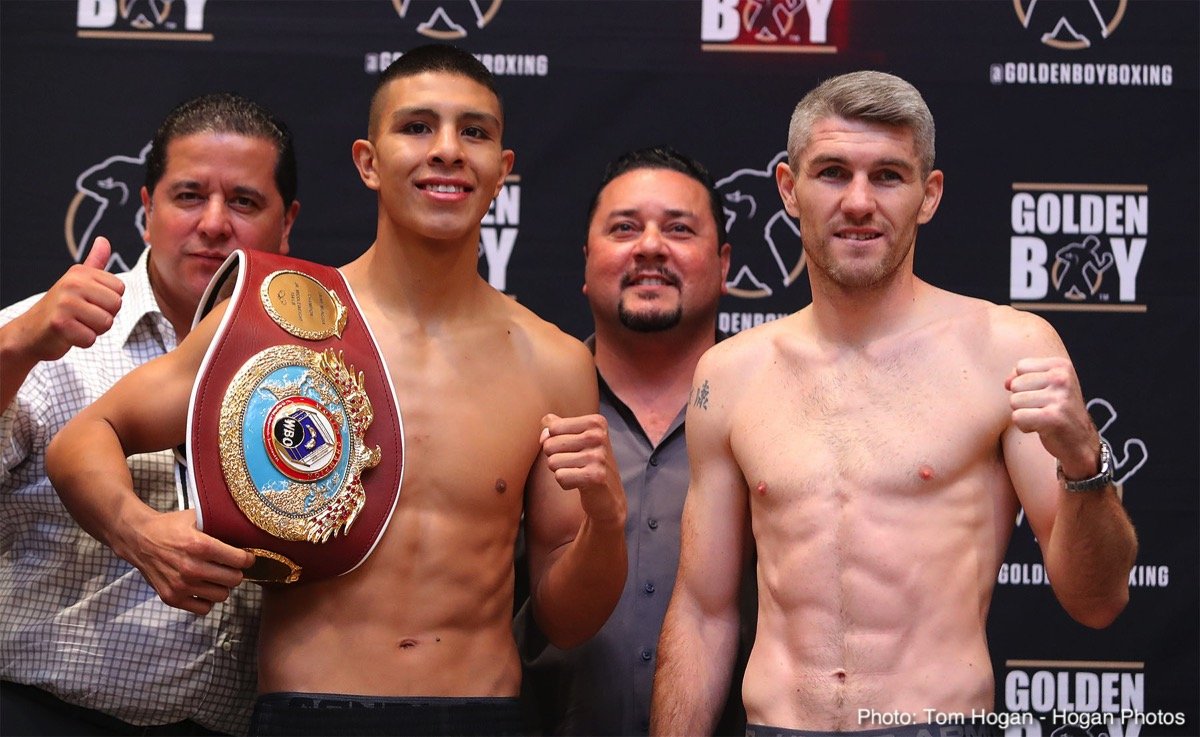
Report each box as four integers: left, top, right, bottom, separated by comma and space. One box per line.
747, 721, 1004, 737
251, 692, 525, 736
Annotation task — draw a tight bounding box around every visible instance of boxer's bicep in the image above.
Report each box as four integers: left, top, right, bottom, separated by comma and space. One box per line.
676, 362, 747, 616
522, 333, 600, 599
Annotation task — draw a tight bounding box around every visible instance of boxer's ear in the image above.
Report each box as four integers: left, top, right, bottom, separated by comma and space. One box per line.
776, 162, 800, 219
918, 169, 944, 224
352, 140, 380, 191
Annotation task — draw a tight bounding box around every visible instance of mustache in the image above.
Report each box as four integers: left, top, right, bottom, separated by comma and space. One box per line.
830, 219, 886, 233
620, 267, 681, 289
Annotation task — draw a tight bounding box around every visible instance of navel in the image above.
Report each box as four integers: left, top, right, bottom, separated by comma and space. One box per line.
397, 638, 419, 650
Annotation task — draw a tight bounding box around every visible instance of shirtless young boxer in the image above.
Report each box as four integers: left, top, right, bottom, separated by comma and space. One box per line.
649, 71, 1136, 737
48, 44, 627, 736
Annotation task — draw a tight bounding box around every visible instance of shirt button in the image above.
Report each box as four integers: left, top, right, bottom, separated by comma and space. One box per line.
640, 648, 653, 661
643, 582, 656, 594
221, 640, 233, 652
647, 518, 658, 530
649, 456, 659, 467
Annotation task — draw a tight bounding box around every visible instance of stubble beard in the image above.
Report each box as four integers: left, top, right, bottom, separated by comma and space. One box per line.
807, 234, 913, 291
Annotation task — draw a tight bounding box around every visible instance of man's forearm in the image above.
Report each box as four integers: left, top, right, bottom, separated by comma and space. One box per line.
47, 416, 146, 553
1046, 486, 1137, 628
0, 323, 38, 412
533, 514, 627, 649
650, 603, 738, 736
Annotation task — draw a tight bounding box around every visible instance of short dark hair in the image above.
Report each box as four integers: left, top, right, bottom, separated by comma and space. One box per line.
144, 92, 297, 208
587, 146, 727, 247
368, 43, 502, 138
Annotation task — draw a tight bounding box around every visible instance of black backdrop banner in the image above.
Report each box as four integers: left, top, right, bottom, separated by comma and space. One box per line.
1, 2, 1196, 735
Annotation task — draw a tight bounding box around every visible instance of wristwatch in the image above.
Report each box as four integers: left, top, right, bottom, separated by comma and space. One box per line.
1058, 437, 1114, 492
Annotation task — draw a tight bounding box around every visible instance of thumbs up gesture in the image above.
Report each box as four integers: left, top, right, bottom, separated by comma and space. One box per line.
5, 237, 126, 363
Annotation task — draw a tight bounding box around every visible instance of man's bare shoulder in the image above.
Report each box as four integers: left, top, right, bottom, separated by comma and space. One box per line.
711, 310, 806, 357
492, 292, 591, 370
485, 292, 595, 413
980, 300, 1066, 361
932, 287, 1067, 361
696, 310, 808, 385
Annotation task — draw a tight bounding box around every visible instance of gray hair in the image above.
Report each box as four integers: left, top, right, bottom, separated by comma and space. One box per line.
786, 71, 935, 176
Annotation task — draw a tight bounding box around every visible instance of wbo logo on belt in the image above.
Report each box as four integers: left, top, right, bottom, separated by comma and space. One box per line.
186, 251, 403, 584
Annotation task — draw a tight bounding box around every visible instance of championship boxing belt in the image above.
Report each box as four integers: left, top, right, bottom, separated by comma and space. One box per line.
184, 249, 403, 584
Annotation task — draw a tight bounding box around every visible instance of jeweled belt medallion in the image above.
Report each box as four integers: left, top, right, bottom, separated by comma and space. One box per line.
220, 345, 382, 544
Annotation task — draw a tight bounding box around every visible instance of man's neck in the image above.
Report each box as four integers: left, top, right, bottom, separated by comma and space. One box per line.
808, 269, 929, 349
146, 262, 194, 343
347, 228, 490, 321
593, 319, 716, 445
